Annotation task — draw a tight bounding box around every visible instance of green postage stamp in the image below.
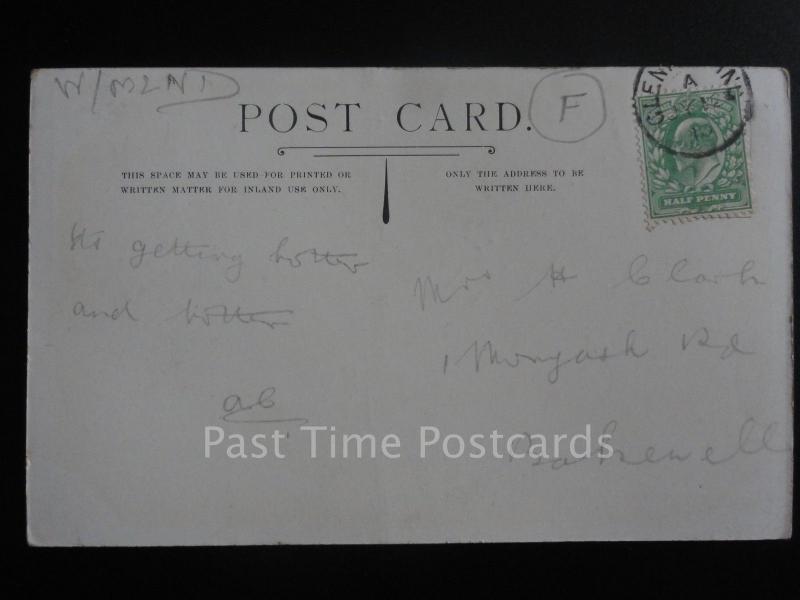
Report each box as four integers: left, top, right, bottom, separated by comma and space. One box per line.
636, 87, 752, 226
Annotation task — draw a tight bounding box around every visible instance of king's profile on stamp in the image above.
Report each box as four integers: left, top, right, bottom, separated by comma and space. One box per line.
636, 87, 752, 225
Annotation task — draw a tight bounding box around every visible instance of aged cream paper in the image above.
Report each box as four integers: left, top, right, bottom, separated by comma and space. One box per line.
28, 67, 792, 545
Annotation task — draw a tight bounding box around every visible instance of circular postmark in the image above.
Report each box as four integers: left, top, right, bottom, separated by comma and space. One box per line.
632, 67, 753, 159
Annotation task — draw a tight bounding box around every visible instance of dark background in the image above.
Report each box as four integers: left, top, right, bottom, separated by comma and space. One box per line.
11, 0, 798, 593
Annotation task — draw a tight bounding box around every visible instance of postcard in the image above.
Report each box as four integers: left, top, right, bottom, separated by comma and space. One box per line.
27, 67, 792, 544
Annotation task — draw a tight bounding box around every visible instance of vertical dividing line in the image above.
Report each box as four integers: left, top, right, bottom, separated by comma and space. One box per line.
382, 158, 390, 224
